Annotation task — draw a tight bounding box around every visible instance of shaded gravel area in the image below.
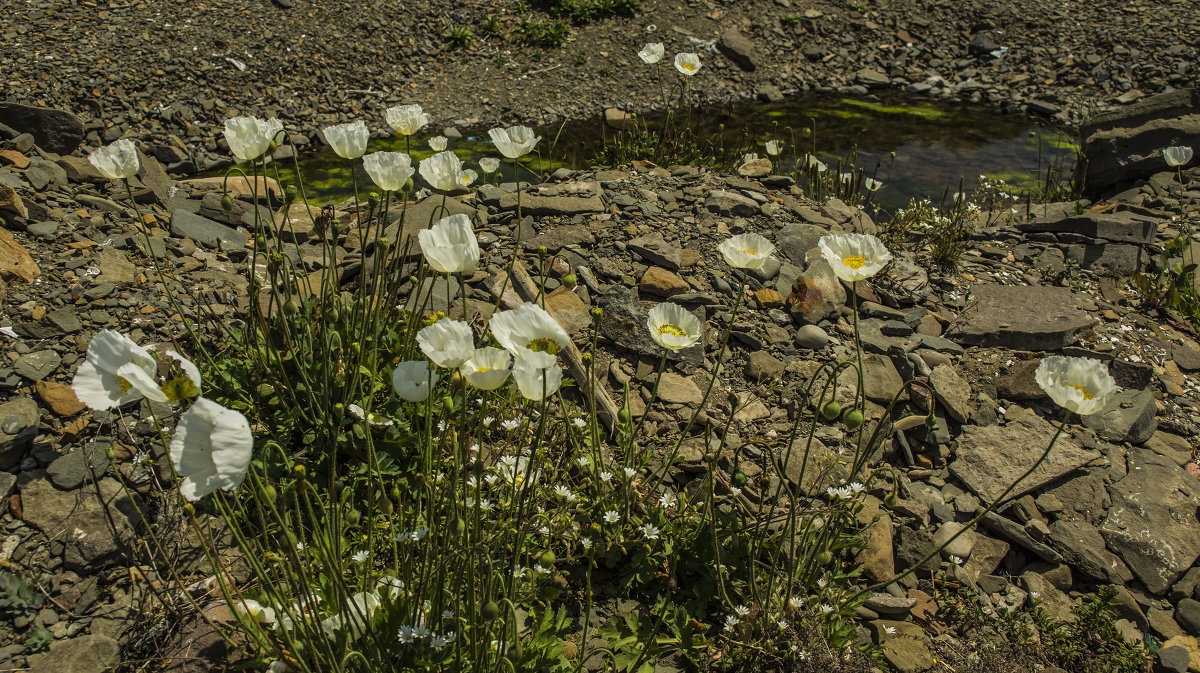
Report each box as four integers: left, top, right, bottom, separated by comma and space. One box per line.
3, 0, 1199, 168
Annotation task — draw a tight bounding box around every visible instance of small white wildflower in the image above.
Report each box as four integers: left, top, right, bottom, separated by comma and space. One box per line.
949, 555, 963, 565
580, 537, 593, 549
441, 609, 455, 619
431, 631, 454, 650
788, 596, 803, 609
723, 614, 741, 631
623, 467, 636, 479
533, 564, 550, 575
884, 625, 896, 635
538, 525, 550, 535
437, 420, 447, 432
352, 550, 370, 564
820, 603, 834, 614
849, 481, 864, 494
553, 485, 576, 501
572, 418, 586, 428
576, 456, 590, 467
599, 471, 613, 482
502, 419, 520, 430
817, 577, 827, 588
603, 510, 620, 523
640, 523, 661, 540
658, 491, 677, 508
734, 605, 750, 617
776, 619, 788, 630
483, 416, 495, 426
730, 487, 742, 497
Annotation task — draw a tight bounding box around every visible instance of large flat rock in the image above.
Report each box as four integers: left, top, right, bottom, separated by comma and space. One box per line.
949, 406, 1101, 507
1100, 448, 1200, 595
0, 102, 85, 154
946, 284, 1094, 350
1015, 211, 1157, 244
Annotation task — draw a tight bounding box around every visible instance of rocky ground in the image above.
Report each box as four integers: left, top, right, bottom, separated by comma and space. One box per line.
2, 0, 1199, 173
0, 88, 1199, 671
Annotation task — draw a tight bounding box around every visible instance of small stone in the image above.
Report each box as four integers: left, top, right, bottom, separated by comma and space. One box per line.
745, 351, 785, 381
639, 266, 690, 298
14, 350, 61, 381
655, 372, 703, 406
753, 288, 782, 309
0, 397, 38, 470
35, 380, 85, 417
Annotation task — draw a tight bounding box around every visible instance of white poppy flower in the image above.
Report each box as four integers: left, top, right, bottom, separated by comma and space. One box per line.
162, 350, 202, 402
742, 152, 759, 163
88, 138, 140, 180
638, 43, 665, 64
72, 329, 167, 409
646, 302, 701, 351
362, 152, 414, 192
418, 213, 480, 273
488, 126, 541, 159
459, 347, 512, 390
385, 104, 429, 137
458, 168, 478, 189
817, 233, 892, 282
417, 319, 475, 369
1163, 146, 1194, 167
223, 116, 283, 162
237, 599, 277, 626
419, 150, 465, 191
170, 398, 253, 502
765, 139, 783, 156
488, 303, 570, 366
718, 233, 775, 270
392, 360, 436, 402
1034, 356, 1117, 416
479, 157, 501, 174
864, 177, 884, 191
512, 359, 562, 401
323, 120, 369, 159
674, 52, 701, 76
429, 135, 448, 152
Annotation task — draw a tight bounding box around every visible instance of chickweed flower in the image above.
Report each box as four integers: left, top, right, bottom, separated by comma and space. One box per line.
788, 596, 804, 609
1034, 356, 1116, 415
460, 347, 512, 390
646, 302, 701, 351
488, 125, 541, 159
638, 42, 665, 64
392, 360, 437, 402
658, 491, 677, 508
572, 417, 586, 428
385, 104, 429, 136
603, 510, 620, 523
322, 120, 369, 159
362, 151, 414, 192
674, 52, 701, 76
599, 471, 613, 482
501, 418, 520, 430
820, 603, 834, 614
352, 550, 370, 564
224, 116, 283, 162
818, 233, 892, 282
170, 398, 253, 501
1163, 145, 1193, 167
719, 233, 775, 270
88, 138, 140, 180
641, 523, 661, 540
723, 614, 740, 631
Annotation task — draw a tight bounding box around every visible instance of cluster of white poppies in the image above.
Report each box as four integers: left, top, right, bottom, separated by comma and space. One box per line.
636, 42, 702, 77
71, 330, 252, 502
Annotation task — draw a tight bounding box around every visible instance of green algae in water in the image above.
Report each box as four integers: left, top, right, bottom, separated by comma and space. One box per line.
208, 95, 1077, 212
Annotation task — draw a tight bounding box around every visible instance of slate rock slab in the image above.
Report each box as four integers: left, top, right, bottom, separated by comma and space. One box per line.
497, 191, 604, 216
947, 284, 1094, 350
0, 397, 39, 469
19, 476, 137, 571
1100, 449, 1200, 596
27, 633, 120, 673
0, 103, 85, 155
1080, 389, 1158, 444
950, 406, 1101, 507
1015, 211, 1157, 244
596, 285, 704, 365
171, 209, 248, 249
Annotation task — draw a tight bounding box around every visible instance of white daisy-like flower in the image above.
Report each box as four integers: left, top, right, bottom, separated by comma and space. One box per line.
884, 625, 896, 635
658, 491, 677, 508
788, 596, 803, 609
581, 537, 593, 549
553, 485, 576, 501
352, 550, 370, 564
817, 577, 828, 588
599, 471, 613, 482
646, 302, 701, 351
640, 523, 661, 540
718, 233, 775, 270
502, 418, 521, 430
734, 605, 750, 617
817, 233, 892, 282
1033, 356, 1117, 416
623, 467, 636, 479
483, 416, 496, 426
730, 487, 743, 497
949, 555, 964, 565
572, 417, 587, 428
723, 614, 740, 631
819, 603, 834, 614
603, 510, 620, 523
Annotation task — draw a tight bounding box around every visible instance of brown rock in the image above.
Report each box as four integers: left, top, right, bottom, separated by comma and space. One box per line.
754, 288, 783, 309
0, 184, 27, 219
639, 266, 689, 297
0, 226, 39, 282
544, 286, 591, 336
0, 149, 30, 169
35, 380, 86, 417
736, 157, 772, 178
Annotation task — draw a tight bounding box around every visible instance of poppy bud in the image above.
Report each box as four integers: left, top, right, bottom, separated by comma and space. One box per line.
221, 194, 234, 212
562, 273, 577, 289
481, 600, 500, 621
843, 409, 863, 431
821, 401, 841, 420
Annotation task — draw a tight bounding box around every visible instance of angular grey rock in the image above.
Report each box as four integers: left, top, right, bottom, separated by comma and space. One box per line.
1078, 89, 1200, 197
596, 285, 704, 366
136, 152, 174, 205
1080, 389, 1157, 445
717, 28, 757, 71
787, 257, 844, 324
47, 444, 111, 491
1100, 449, 1200, 595
14, 350, 61, 381
1047, 517, 1134, 584
497, 191, 604, 216
0, 397, 38, 469
704, 190, 760, 216
980, 511, 1063, 563
171, 209, 249, 248
19, 476, 136, 571
745, 351, 785, 381
627, 232, 682, 270
27, 633, 120, 673
1159, 646, 1192, 673
1177, 599, 1200, 637
950, 407, 1101, 507
0, 102, 85, 154
1061, 242, 1148, 276
855, 68, 891, 88
1015, 211, 1157, 244
947, 284, 1094, 350
524, 224, 596, 252
929, 363, 973, 423
775, 223, 828, 267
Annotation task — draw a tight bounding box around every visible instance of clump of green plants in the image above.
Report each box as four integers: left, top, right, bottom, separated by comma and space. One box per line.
513, 16, 571, 47
1132, 146, 1199, 331
0, 570, 42, 616
541, 0, 640, 24
442, 25, 475, 50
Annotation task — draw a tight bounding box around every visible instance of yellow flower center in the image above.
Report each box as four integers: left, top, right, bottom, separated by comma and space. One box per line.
1069, 384, 1093, 400
475, 366, 492, 373
658, 324, 686, 339
115, 376, 133, 392
162, 376, 200, 403
526, 338, 561, 355
842, 255, 866, 269
740, 248, 758, 256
